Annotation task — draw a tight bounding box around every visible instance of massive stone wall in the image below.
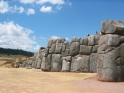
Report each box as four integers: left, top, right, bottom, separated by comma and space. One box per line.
31, 32, 101, 73
21, 20, 124, 82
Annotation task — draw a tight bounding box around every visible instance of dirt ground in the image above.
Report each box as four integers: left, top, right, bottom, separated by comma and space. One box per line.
0, 68, 124, 93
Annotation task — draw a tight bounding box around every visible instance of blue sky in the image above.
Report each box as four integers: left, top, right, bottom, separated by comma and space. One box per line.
0, 0, 124, 52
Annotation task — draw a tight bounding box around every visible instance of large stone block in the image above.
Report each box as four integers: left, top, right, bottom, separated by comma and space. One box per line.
41, 54, 51, 71
34, 54, 39, 68
69, 42, 80, 56
51, 54, 62, 72
95, 33, 101, 45
47, 39, 52, 48
36, 58, 42, 69
61, 49, 70, 57
80, 45, 92, 55
97, 40, 124, 81
90, 53, 97, 72
66, 42, 71, 49
70, 55, 89, 72
101, 20, 124, 34
76, 38, 81, 42
80, 38, 84, 45
98, 34, 124, 54
49, 43, 56, 54
83, 38, 88, 45
92, 45, 98, 53
62, 44, 66, 52
71, 37, 76, 42
88, 35, 95, 46
61, 56, 71, 72
44, 48, 49, 57
55, 43, 63, 54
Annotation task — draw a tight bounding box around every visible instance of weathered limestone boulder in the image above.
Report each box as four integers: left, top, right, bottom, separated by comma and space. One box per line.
44, 48, 49, 57
88, 35, 95, 46
47, 39, 52, 48
97, 43, 124, 81
76, 38, 81, 42
41, 54, 51, 71
66, 42, 71, 49
49, 43, 56, 54
83, 38, 88, 45
55, 43, 62, 54
90, 53, 97, 72
70, 55, 89, 72
61, 56, 71, 72
34, 53, 39, 68
51, 54, 62, 72
32, 52, 38, 67
97, 20, 124, 82
69, 42, 80, 56
79, 55, 90, 72
80, 45, 92, 55
101, 20, 124, 34
95, 32, 101, 45
92, 45, 98, 53
61, 49, 70, 57
72, 37, 76, 42
80, 38, 84, 45
36, 58, 42, 69
62, 44, 66, 52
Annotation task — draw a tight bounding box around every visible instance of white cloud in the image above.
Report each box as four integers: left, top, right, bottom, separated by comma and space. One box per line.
0, 0, 9, 14
10, 5, 24, 13
0, 1, 25, 14
18, 6, 24, 13
36, 0, 65, 5
27, 8, 35, 15
0, 21, 36, 51
32, 36, 36, 40
56, 5, 62, 10
34, 45, 41, 50
40, 6, 53, 13
41, 36, 46, 41
67, 0, 72, 6
19, 0, 35, 4
49, 36, 69, 41
50, 36, 60, 40
65, 37, 69, 41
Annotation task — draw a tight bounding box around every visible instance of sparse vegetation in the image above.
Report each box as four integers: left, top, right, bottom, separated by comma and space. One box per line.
0, 54, 33, 68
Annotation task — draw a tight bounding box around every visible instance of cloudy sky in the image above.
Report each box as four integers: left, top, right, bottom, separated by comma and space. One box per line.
0, 0, 124, 52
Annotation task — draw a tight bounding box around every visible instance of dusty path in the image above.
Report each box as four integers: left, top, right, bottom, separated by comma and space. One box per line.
0, 68, 123, 93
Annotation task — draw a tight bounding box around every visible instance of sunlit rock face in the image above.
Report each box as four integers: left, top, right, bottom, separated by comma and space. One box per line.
31, 32, 100, 73
22, 20, 124, 82
97, 20, 124, 82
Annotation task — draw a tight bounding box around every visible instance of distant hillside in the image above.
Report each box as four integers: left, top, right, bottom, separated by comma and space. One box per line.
0, 47, 34, 57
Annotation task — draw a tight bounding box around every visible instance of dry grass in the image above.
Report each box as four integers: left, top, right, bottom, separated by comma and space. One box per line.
0, 55, 32, 68
0, 61, 6, 65
0, 68, 96, 93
